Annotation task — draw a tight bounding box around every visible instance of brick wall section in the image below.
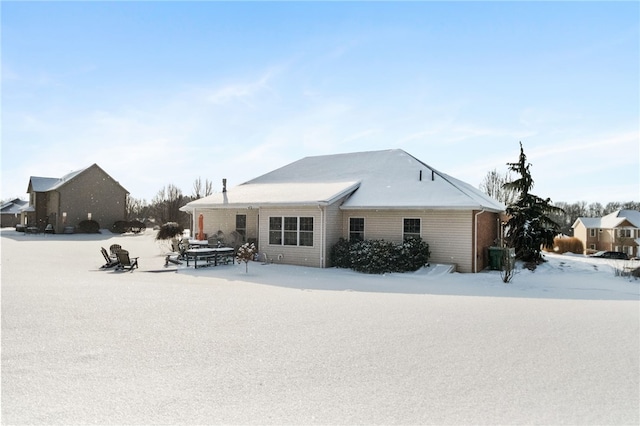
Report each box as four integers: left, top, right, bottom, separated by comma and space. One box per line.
474, 210, 500, 272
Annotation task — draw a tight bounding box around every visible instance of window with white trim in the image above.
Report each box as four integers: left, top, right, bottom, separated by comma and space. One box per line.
618, 229, 631, 238
349, 218, 365, 242
269, 217, 282, 245
236, 214, 247, 239
403, 218, 421, 240
589, 228, 597, 237
269, 216, 314, 246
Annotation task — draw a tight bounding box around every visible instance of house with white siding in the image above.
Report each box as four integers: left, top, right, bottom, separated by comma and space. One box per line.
180, 149, 505, 272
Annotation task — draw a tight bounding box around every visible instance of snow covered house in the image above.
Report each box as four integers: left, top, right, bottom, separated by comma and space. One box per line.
180, 149, 505, 272
572, 209, 640, 258
23, 164, 129, 233
0, 198, 28, 228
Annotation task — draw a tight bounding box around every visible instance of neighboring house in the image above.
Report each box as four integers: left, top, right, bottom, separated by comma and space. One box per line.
572, 209, 640, 257
0, 198, 28, 228
181, 149, 505, 272
22, 164, 129, 233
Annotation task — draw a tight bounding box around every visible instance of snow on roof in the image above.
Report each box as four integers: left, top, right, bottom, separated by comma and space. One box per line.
27, 164, 128, 194
28, 166, 91, 192
0, 199, 28, 215
602, 209, 640, 228
573, 209, 640, 229
183, 149, 505, 212
29, 177, 62, 192
182, 181, 361, 210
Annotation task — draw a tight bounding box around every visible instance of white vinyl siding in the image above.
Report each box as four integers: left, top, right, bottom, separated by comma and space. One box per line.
343, 210, 473, 272
258, 207, 322, 268
324, 197, 349, 267
197, 209, 259, 243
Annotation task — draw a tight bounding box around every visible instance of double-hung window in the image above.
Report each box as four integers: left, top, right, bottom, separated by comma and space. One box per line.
403, 218, 421, 240
269, 216, 314, 246
269, 217, 283, 245
618, 229, 631, 238
283, 217, 298, 245
236, 214, 247, 239
349, 218, 365, 241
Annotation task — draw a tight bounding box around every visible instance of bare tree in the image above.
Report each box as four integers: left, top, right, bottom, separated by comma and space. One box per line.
192, 177, 214, 199
587, 202, 603, 217
151, 184, 188, 226
479, 169, 518, 205
126, 196, 147, 221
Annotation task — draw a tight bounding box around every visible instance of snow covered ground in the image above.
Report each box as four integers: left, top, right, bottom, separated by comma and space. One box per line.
1, 228, 638, 425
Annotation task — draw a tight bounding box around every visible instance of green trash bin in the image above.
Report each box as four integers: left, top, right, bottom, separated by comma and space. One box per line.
488, 246, 504, 270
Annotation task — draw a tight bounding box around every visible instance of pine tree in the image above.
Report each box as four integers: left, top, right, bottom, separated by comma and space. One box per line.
503, 142, 563, 264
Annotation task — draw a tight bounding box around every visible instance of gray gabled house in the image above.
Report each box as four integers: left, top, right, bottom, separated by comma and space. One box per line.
23, 164, 129, 233
1, 198, 28, 228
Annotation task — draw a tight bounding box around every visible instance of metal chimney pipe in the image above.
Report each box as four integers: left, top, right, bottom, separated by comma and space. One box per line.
222, 178, 227, 193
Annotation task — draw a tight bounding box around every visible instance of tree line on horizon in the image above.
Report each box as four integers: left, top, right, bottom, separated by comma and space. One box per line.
119, 159, 638, 240
125, 177, 214, 229
480, 167, 639, 236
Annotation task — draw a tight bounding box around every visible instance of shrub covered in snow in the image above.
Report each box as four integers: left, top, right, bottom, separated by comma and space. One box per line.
77, 220, 100, 233
112, 220, 147, 234
155, 222, 184, 240
330, 238, 353, 269
330, 237, 430, 274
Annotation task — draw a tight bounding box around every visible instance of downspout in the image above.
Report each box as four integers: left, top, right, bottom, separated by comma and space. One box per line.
474, 209, 486, 273
192, 209, 197, 239
318, 205, 325, 268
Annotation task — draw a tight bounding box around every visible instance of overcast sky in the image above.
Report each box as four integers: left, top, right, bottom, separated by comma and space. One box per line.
2, 2, 638, 204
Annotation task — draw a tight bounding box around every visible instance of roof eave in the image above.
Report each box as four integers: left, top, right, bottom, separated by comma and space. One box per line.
341, 205, 504, 212
183, 201, 339, 212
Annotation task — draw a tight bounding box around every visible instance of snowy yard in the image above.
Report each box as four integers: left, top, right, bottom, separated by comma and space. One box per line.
1, 229, 638, 425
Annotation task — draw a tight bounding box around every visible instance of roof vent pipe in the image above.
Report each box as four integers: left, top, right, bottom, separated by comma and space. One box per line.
222, 178, 227, 193
432, 170, 435, 181
419, 170, 422, 181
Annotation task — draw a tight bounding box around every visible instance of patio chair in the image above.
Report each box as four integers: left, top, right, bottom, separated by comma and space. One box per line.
180, 238, 192, 255
109, 244, 122, 256
171, 239, 189, 260
165, 240, 183, 266
100, 247, 119, 269
116, 249, 139, 272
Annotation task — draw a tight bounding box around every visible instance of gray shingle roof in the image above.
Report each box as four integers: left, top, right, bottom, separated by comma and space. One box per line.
0, 199, 28, 215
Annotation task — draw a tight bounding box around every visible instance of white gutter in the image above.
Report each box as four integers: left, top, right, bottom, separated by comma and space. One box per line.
474, 209, 486, 273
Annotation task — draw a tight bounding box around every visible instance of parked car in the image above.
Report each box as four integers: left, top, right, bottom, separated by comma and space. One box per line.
589, 251, 629, 260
